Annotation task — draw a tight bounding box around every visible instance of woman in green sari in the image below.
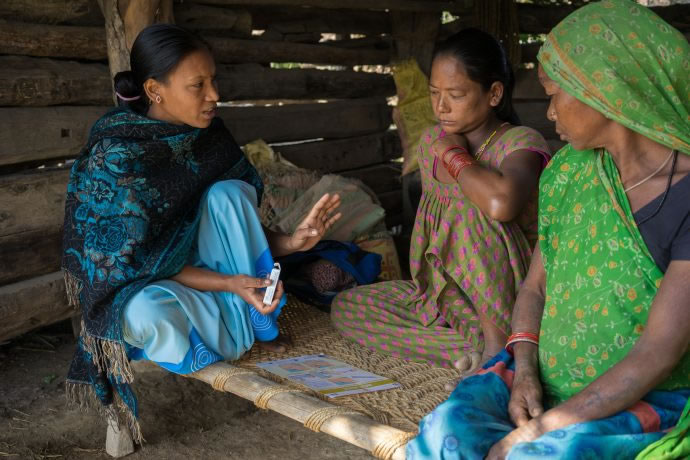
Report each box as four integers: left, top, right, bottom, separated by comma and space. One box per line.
407, 1, 690, 459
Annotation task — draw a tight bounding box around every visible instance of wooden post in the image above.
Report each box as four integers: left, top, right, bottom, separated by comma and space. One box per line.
391, 12, 440, 76
96, 0, 174, 102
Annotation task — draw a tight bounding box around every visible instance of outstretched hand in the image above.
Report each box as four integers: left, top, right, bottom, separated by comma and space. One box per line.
288, 193, 341, 253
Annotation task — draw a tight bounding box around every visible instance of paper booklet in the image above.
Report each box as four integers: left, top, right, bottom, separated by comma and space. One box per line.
256, 354, 400, 398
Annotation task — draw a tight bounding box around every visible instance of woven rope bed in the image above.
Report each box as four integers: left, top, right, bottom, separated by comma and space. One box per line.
189, 296, 461, 459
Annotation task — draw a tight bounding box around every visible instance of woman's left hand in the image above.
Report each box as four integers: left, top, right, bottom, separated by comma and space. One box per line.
486, 422, 544, 460
287, 193, 341, 253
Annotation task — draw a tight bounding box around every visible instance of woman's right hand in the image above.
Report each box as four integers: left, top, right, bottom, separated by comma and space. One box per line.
227, 274, 284, 315
508, 364, 544, 427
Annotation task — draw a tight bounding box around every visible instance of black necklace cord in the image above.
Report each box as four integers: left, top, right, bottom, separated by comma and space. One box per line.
636, 149, 679, 226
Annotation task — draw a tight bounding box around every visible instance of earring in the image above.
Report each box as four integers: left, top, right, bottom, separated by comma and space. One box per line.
155, 95, 161, 104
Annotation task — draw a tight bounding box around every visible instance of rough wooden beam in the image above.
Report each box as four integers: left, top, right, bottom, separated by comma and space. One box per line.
216, 64, 395, 101
0, 106, 107, 166
277, 130, 401, 173
206, 36, 391, 65
248, 6, 391, 35
340, 162, 402, 195
175, 2, 251, 37
0, 272, 72, 343
517, 3, 690, 34
218, 98, 392, 145
0, 20, 106, 60
0, 56, 111, 106
0, 0, 103, 26
391, 11, 439, 76
0, 58, 394, 107
0, 168, 69, 237
0, 100, 391, 166
196, 0, 472, 13
0, 230, 63, 286
118, 0, 174, 51
0, 20, 392, 66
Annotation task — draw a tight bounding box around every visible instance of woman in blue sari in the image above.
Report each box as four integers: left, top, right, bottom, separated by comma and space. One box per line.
62, 24, 340, 441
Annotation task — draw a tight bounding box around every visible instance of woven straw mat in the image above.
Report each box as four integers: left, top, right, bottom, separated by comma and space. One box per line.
235, 296, 461, 432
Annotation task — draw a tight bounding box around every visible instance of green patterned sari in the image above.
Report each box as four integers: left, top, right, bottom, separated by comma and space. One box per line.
537, 0, 690, 457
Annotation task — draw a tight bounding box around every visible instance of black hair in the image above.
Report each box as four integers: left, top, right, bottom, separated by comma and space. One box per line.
433, 28, 520, 125
113, 24, 210, 114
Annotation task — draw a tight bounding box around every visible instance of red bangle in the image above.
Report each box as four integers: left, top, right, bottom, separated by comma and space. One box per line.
440, 145, 469, 163
444, 151, 476, 179
505, 332, 539, 355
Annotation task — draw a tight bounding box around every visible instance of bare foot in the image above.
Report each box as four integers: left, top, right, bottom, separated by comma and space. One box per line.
256, 334, 292, 353
444, 346, 504, 392
445, 351, 482, 391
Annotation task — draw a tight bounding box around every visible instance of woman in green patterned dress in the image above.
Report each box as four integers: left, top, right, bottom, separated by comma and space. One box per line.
331, 28, 551, 370
407, 1, 690, 458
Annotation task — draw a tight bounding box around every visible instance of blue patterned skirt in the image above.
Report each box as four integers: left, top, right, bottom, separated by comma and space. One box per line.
123, 180, 286, 374
407, 350, 690, 459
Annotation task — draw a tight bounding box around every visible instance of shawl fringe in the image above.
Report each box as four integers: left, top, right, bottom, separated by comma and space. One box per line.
80, 325, 134, 384
66, 381, 143, 444
63, 270, 82, 310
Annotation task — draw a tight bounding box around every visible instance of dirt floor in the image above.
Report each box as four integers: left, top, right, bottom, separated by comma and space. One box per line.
0, 321, 373, 460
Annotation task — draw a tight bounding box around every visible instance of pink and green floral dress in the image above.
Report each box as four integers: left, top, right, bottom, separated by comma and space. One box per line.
331, 124, 550, 367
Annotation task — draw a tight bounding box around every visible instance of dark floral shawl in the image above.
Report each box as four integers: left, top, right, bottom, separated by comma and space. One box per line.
63, 108, 262, 441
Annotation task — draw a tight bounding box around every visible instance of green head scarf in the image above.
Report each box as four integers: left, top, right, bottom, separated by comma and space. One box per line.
538, 0, 690, 155
538, 2, 690, 458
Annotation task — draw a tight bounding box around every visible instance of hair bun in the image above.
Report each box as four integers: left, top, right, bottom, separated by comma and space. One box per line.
113, 70, 140, 99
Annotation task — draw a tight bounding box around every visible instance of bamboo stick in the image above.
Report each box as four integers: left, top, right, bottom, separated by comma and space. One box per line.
191, 362, 409, 460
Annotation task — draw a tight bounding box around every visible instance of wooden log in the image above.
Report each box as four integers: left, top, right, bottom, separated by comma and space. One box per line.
276, 130, 401, 173
0, 56, 111, 106
0, 106, 107, 167
191, 361, 408, 460
117, 0, 174, 51
0, 20, 106, 60
0, 272, 72, 343
0, 20, 391, 66
206, 36, 391, 65
0, 168, 69, 237
391, 12, 440, 76
216, 64, 395, 101
517, 3, 690, 34
0, 58, 394, 107
0, 230, 63, 286
248, 6, 391, 35
340, 162, 402, 195
0, 0, 103, 26
175, 2, 251, 37
218, 98, 393, 145
0, 99, 390, 165
196, 0, 472, 14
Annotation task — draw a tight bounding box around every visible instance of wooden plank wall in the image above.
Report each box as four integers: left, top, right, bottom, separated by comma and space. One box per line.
1, 0, 688, 341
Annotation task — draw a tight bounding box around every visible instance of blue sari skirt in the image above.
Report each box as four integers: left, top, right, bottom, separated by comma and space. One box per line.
407, 350, 690, 460
123, 179, 286, 374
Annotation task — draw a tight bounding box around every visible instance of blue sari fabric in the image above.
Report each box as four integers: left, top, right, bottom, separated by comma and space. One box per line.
407, 351, 690, 460
62, 108, 263, 440
124, 180, 286, 374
